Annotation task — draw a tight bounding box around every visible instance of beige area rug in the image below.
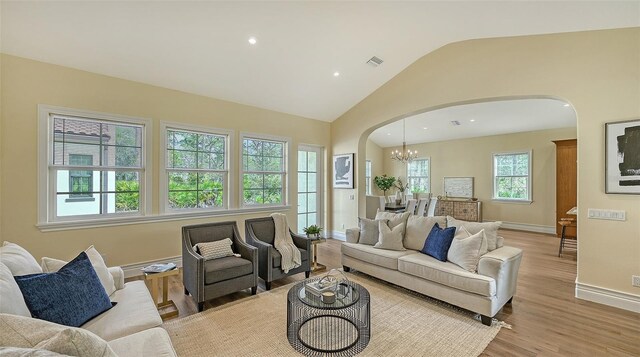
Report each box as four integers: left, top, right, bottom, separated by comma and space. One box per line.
164, 272, 506, 356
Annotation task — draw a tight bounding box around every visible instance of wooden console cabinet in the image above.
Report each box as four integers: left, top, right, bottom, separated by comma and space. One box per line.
434, 199, 482, 222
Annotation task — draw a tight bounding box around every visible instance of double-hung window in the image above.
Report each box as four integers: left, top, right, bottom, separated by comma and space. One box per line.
493, 151, 532, 202
241, 134, 289, 206
162, 124, 230, 211
365, 160, 372, 195
39, 106, 151, 224
407, 158, 430, 193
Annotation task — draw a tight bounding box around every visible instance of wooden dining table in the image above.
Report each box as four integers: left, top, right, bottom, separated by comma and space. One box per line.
385, 203, 406, 212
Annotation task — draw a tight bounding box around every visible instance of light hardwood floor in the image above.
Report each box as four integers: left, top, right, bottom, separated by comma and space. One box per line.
133, 230, 640, 356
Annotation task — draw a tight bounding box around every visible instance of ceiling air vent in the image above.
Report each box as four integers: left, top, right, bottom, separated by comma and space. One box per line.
366, 56, 384, 67
450, 120, 461, 126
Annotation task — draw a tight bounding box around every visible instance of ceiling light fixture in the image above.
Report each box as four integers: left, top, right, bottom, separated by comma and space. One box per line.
390, 119, 418, 164
248, 37, 257, 45
422, 127, 428, 130
563, 103, 570, 107
470, 119, 476, 122
333, 71, 340, 77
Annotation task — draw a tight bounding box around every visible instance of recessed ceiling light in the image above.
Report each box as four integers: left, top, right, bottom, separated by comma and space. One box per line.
563, 103, 570, 107
248, 37, 257, 45
333, 72, 340, 77
422, 127, 428, 130
470, 119, 476, 122
387, 133, 391, 136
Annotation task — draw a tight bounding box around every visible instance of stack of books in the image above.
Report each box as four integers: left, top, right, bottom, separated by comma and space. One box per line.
141, 263, 176, 274
305, 279, 336, 298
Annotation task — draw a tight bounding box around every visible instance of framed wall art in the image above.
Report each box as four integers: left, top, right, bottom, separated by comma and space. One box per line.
333, 153, 354, 189
605, 119, 640, 194
443, 177, 474, 198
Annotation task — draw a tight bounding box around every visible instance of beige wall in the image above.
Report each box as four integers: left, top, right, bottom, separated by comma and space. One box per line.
380, 127, 576, 229
0, 54, 331, 265
331, 28, 640, 296
365, 139, 384, 196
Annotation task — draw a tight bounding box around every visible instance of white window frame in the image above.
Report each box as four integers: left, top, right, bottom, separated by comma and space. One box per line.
406, 157, 431, 193
160, 122, 233, 214
365, 160, 372, 195
37, 105, 153, 226
240, 132, 290, 208
492, 150, 533, 203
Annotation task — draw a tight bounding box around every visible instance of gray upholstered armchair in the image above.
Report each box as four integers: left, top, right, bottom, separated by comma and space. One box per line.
182, 221, 258, 312
244, 217, 311, 290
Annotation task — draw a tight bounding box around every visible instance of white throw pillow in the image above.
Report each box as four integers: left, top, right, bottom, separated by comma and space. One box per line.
0, 313, 117, 357
0, 262, 31, 317
403, 215, 447, 251
446, 216, 502, 251
41, 246, 116, 296
496, 236, 505, 249
195, 238, 236, 260
448, 228, 486, 272
0, 241, 42, 276
374, 221, 406, 251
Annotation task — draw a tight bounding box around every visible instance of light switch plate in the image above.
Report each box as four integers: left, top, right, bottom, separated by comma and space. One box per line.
587, 209, 626, 221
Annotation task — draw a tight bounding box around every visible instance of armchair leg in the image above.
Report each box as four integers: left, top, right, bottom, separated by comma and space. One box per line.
343, 266, 351, 272
184, 287, 189, 295
265, 281, 272, 291
197, 302, 205, 312
305, 270, 310, 279
480, 315, 492, 326
507, 297, 513, 305
251, 286, 257, 295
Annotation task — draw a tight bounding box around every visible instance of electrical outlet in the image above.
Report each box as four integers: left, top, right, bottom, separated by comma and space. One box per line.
632, 275, 640, 288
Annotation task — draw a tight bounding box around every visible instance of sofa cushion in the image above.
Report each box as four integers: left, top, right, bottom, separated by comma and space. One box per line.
204, 256, 253, 285
375, 211, 410, 231
0, 313, 116, 357
108, 327, 177, 357
272, 248, 307, 268
447, 228, 486, 272
195, 238, 236, 261
81, 280, 162, 341
341, 242, 414, 270
41, 246, 116, 296
398, 253, 496, 297
0, 262, 30, 317
0, 347, 67, 356
421, 223, 456, 262
404, 216, 447, 251
374, 221, 406, 251
0, 241, 42, 276
358, 218, 385, 245
447, 216, 502, 251
14, 252, 114, 328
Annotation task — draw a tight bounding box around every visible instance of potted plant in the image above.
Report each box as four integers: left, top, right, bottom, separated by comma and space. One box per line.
303, 225, 323, 239
374, 174, 396, 197
394, 178, 409, 203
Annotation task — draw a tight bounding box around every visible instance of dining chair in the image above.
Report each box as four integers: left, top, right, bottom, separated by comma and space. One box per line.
405, 199, 417, 215
426, 197, 438, 216
416, 198, 428, 216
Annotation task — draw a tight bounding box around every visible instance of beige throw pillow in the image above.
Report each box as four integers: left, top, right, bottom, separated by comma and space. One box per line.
41, 246, 116, 296
446, 216, 502, 251
0, 313, 117, 357
404, 215, 447, 251
375, 210, 410, 230
0, 241, 42, 276
447, 228, 486, 272
374, 221, 406, 251
0, 262, 30, 317
195, 238, 236, 260
358, 218, 387, 245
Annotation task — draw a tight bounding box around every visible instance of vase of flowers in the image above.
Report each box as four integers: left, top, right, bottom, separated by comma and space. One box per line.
394, 178, 409, 204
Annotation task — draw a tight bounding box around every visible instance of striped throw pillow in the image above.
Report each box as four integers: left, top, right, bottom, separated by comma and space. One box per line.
194, 238, 235, 260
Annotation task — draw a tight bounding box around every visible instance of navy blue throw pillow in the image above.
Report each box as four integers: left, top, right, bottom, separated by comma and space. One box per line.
14, 252, 113, 327
421, 223, 456, 261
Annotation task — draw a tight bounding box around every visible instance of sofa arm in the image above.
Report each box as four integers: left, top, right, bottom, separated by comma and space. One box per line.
345, 228, 360, 243
478, 246, 523, 304
108, 266, 125, 290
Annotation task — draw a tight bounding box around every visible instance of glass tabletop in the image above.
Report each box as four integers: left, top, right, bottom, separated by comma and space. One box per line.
297, 280, 360, 309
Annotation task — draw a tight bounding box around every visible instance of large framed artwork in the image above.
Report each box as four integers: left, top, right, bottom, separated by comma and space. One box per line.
443, 177, 474, 198
333, 153, 354, 189
605, 119, 640, 194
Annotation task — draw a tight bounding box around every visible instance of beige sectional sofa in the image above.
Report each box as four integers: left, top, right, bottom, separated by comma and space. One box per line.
0, 243, 176, 357
342, 214, 523, 326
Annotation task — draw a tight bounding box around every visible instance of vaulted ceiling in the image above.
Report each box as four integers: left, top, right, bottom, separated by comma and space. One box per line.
1, 1, 638, 121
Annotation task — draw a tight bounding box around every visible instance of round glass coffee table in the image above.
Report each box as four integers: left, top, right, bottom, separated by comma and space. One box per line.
287, 278, 370, 356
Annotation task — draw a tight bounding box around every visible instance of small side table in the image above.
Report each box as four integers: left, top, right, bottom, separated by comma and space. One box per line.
310, 238, 327, 272
143, 269, 179, 319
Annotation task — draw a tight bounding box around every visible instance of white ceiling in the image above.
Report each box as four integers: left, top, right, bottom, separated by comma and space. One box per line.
369, 98, 576, 147
1, 2, 638, 121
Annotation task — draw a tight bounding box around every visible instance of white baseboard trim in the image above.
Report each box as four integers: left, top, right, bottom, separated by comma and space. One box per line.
491, 221, 555, 235
575, 281, 640, 313
122, 256, 182, 278
331, 230, 346, 241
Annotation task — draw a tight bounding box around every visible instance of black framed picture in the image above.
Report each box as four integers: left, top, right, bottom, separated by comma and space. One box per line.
333, 153, 354, 189
605, 119, 640, 194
